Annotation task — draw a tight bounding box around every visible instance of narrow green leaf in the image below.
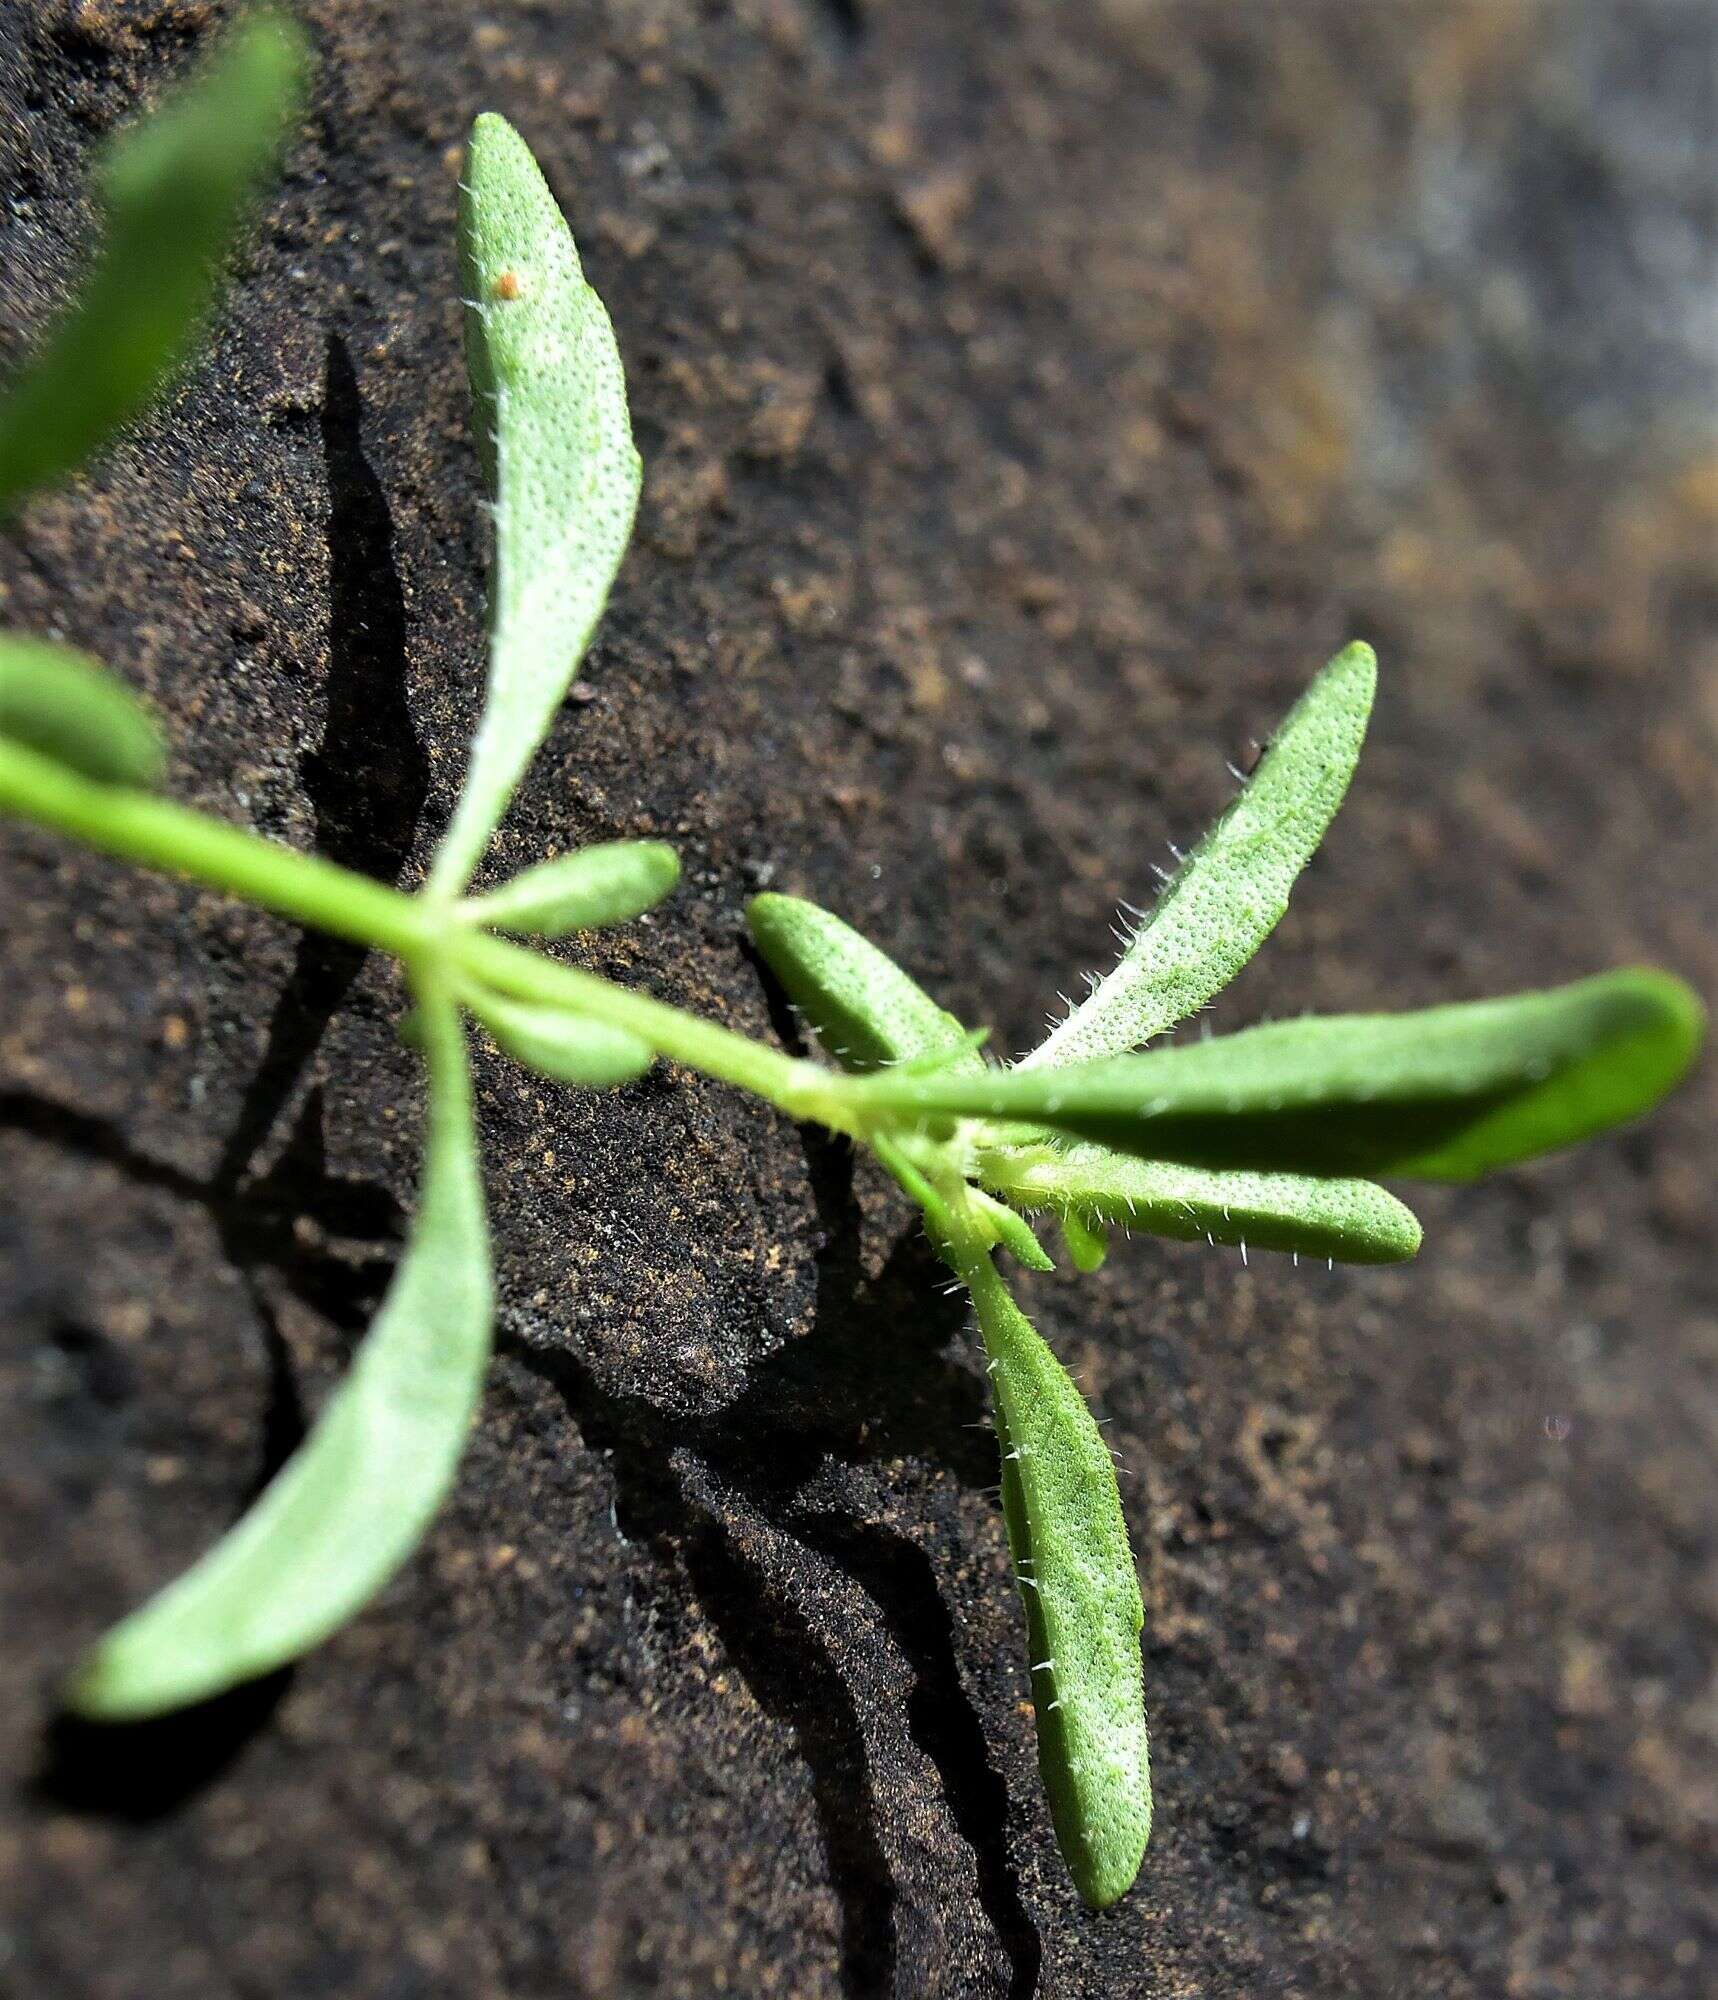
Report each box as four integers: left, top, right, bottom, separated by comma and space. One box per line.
985, 1140, 1422, 1264
0, 12, 307, 512
66, 981, 492, 1719
1023, 644, 1375, 1068
468, 989, 653, 1087
747, 892, 982, 1075
466, 839, 679, 937
969, 1255, 1150, 1907
429, 115, 642, 893
857, 971, 1703, 1181
0, 635, 165, 788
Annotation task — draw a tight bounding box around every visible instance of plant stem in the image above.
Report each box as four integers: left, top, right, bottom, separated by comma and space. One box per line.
453, 931, 850, 1128
0, 738, 435, 955
0, 735, 856, 1133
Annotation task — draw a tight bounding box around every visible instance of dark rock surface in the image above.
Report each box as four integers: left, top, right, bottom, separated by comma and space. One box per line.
1, 2, 1713, 1995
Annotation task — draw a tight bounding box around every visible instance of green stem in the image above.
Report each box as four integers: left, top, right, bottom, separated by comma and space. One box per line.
451, 931, 850, 1126
0, 735, 856, 1132
0, 738, 435, 956
872, 1129, 997, 1282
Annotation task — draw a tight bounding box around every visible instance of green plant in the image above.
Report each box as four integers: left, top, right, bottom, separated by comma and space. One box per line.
0, 25, 1702, 1909
740, 687, 1698, 1904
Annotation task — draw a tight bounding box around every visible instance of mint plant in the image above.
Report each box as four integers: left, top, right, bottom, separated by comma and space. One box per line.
0, 20, 1702, 1910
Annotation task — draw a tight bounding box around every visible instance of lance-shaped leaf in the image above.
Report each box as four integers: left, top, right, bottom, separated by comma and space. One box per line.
0, 12, 307, 512
967, 1253, 1151, 1907
468, 988, 654, 1087
66, 982, 493, 1720
428, 115, 642, 894
1023, 643, 1375, 1068
851, 970, 1703, 1180
982, 1139, 1422, 1263
747, 891, 984, 1074
0, 635, 165, 789
464, 839, 678, 936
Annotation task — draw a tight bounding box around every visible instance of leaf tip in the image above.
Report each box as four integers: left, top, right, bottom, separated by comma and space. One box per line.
1376, 1192, 1424, 1263
465, 109, 529, 177
58, 1628, 209, 1725
1603, 966, 1706, 1123
743, 891, 813, 965
1317, 637, 1377, 720
0, 637, 166, 789
1620, 965, 1705, 1069
459, 111, 567, 270
1071, 1822, 1151, 1910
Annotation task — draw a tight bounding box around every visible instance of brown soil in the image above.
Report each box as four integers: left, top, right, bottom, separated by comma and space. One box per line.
2, 3, 1713, 1996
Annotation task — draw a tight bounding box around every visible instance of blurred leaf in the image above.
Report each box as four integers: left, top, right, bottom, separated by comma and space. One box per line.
0, 12, 308, 511
0, 634, 164, 787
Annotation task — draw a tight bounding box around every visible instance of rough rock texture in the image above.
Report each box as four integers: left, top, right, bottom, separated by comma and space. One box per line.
1, 2, 1713, 1995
